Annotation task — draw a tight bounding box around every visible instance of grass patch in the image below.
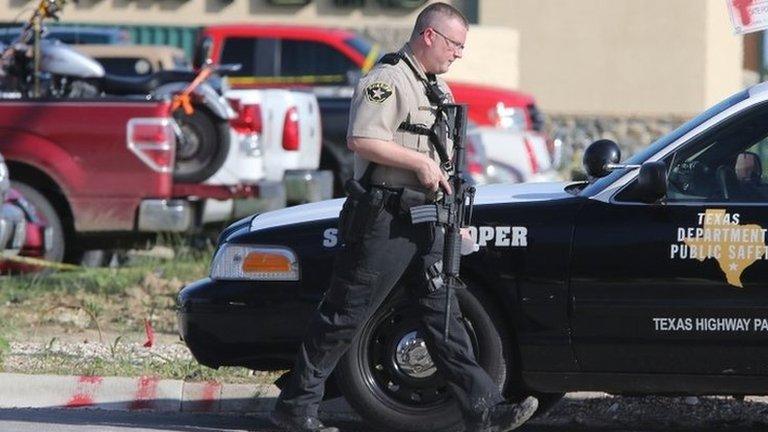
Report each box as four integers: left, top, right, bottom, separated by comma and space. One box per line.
1, 242, 279, 383
0, 333, 8, 368
0, 246, 212, 337
3, 337, 279, 383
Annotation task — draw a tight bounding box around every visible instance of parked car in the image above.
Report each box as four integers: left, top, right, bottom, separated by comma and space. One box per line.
468, 127, 561, 184
179, 84, 768, 431
73, 44, 190, 77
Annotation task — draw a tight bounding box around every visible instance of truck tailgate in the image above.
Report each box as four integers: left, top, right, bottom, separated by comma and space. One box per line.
225, 88, 322, 180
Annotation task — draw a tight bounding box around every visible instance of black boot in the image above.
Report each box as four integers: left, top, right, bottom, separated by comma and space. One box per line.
465, 396, 538, 432
269, 408, 340, 432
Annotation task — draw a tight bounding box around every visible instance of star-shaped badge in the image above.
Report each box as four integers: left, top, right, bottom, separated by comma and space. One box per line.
365, 82, 393, 104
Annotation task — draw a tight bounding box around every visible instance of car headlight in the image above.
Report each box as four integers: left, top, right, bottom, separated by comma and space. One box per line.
210, 244, 299, 281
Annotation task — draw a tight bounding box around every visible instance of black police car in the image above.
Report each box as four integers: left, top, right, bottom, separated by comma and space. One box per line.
179, 84, 768, 431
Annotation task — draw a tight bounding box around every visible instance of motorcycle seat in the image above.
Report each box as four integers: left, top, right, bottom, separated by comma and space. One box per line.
101, 70, 198, 96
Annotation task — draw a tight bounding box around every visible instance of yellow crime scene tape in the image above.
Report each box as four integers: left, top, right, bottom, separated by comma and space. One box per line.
2, 254, 81, 271
228, 44, 382, 88
227, 74, 347, 86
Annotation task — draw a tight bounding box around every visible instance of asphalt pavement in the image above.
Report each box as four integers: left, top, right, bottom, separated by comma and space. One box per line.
2, 408, 768, 432
3, 373, 768, 432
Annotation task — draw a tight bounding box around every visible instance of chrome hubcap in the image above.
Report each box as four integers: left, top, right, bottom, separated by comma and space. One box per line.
394, 331, 436, 379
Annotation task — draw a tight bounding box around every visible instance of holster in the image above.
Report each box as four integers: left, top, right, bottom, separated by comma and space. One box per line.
338, 179, 385, 244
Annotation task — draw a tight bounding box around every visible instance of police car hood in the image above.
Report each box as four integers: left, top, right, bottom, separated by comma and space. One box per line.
248, 181, 573, 233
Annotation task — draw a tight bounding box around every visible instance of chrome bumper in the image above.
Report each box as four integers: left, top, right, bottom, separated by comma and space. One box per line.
138, 199, 193, 232
284, 170, 334, 204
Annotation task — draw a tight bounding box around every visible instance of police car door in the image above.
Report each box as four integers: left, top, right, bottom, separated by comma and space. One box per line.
570, 101, 768, 376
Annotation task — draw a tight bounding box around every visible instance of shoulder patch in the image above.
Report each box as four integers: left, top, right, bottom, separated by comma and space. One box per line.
365, 82, 394, 104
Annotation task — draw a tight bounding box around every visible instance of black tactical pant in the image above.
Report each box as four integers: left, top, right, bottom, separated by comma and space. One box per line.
275, 190, 503, 419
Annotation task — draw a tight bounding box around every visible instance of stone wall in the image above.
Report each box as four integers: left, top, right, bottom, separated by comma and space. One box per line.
546, 114, 689, 179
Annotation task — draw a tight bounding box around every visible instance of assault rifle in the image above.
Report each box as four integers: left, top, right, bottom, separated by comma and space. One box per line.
409, 103, 476, 342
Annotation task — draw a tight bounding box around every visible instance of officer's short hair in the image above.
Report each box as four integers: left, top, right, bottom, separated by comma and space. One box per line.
412, 2, 468, 37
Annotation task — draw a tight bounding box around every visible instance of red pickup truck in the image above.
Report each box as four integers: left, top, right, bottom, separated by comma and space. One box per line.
0, 98, 261, 263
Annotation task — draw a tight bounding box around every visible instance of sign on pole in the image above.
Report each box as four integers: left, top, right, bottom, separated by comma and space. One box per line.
727, 0, 768, 34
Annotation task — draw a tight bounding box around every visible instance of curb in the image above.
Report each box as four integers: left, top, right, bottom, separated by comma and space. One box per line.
0, 373, 359, 419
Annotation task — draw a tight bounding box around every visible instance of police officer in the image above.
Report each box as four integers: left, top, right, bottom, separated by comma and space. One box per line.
270, 4, 537, 432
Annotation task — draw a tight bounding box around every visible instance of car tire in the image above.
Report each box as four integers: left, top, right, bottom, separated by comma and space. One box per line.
172, 106, 230, 183
11, 181, 65, 263
334, 285, 508, 432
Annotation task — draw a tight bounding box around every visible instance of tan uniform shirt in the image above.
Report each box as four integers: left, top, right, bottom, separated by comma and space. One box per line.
347, 43, 453, 196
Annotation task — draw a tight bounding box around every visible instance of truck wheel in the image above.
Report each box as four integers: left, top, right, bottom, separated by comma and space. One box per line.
11, 181, 65, 263
335, 286, 507, 432
172, 107, 230, 183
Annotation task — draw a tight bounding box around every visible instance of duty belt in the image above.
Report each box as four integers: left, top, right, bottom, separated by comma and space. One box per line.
370, 185, 432, 216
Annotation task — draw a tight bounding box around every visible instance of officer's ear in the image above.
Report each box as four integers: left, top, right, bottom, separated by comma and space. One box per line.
418, 28, 436, 47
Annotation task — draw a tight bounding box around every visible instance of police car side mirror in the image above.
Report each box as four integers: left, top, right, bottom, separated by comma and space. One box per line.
583, 139, 621, 178
636, 161, 667, 204
583, 139, 643, 180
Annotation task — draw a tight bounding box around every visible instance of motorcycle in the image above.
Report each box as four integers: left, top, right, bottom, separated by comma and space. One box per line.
0, 0, 237, 183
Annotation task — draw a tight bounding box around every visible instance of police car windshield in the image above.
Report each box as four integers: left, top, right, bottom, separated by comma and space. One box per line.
581, 89, 750, 197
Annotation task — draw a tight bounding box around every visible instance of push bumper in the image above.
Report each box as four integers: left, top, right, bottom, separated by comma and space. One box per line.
284, 169, 333, 204
177, 277, 312, 370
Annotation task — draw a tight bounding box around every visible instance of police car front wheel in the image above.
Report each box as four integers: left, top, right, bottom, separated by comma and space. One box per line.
335, 285, 508, 432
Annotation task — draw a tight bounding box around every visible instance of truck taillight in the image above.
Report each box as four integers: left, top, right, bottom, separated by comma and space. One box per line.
523, 135, 539, 174
282, 106, 300, 151
229, 99, 263, 135
127, 118, 175, 173
466, 136, 484, 175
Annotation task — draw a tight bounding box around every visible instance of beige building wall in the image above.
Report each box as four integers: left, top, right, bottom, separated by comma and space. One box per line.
704, 1, 744, 108
0, 0, 448, 28
444, 26, 519, 89
482, 0, 743, 117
